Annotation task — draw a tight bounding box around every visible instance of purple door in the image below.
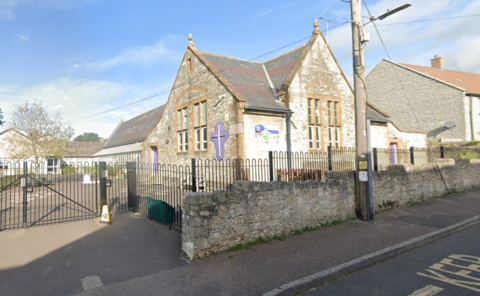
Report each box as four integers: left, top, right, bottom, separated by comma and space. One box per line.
389, 144, 397, 164
153, 147, 158, 173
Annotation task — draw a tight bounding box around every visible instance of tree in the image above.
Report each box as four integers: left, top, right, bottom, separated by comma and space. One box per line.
2, 101, 74, 163
0, 108, 5, 126
74, 132, 101, 142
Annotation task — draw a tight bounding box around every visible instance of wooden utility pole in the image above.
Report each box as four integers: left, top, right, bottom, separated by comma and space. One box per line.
350, 0, 369, 220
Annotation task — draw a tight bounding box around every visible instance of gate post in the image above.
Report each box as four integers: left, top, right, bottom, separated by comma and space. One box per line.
191, 159, 197, 193
373, 148, 378, 172
268, 151, 274, 182
410, 147, 415, 165
327, 145, 333, 171
23, 161, 28, 226
127, 162, 137, 212
99, 162, 107, 207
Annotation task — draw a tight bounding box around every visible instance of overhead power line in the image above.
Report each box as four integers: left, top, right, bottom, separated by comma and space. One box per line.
74, 22, 350, 122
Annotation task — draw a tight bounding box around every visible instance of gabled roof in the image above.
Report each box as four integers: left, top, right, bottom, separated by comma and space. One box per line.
400, 63, 480, 95
191, 31, 326, 112
264, 45, 306, 93
65, 141, 104, 157
201, 52, 288, 111
103, 104, 165, 149
0, 128, 27, 138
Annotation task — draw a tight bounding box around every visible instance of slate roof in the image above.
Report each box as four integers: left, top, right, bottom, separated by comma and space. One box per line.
65, 141, 105, 157
400, 63, 480, 95
367, 105, 391, 123
264, 45, 305, 93
103, 105, 165, 149
200, 46, 307, 111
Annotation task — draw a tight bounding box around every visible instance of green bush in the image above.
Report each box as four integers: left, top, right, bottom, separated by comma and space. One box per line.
106, 165, 124, 177
61, 166, 76, 174
82, 166, 98, 174
458, 150, 479, 159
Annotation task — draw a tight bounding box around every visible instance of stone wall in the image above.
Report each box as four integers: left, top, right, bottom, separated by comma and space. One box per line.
182, 159, 480, 260
145, 47, 240, 167
182, 171, 355, 260
287, 33, 355, 151
372, 159, 480, 210
366, 60, 467, 141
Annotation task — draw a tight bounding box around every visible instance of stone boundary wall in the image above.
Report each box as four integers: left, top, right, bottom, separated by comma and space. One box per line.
372, 159, 480, 210
182, 171, 355, 260
182, 159, 480, 260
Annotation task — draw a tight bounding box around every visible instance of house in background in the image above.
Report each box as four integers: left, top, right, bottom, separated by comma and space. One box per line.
0, 128, 77, 174
62, 141, 105, 166
367, 104, 425, 150
92, 105, 165, 164
366, 56, 480, 143
141, 20, 425, 167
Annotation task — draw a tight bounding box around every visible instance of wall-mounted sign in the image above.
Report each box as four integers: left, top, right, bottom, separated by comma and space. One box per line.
210, 122, 230, 161
255, 125, 281, 151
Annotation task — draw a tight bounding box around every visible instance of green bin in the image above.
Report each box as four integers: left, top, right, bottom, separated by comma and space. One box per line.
146, 196, 175, 225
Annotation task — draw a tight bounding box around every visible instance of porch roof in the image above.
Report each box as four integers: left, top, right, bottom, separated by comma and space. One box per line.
92, 142, 143, 157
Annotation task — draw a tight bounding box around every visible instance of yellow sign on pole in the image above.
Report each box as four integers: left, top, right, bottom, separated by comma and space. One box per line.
358, 161, 368, 170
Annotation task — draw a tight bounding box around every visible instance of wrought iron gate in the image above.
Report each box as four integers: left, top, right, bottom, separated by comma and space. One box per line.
0, 161, 99, 230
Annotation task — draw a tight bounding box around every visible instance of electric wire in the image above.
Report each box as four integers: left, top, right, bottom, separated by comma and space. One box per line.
362, 0, 422, 129
73, 22, 350, 122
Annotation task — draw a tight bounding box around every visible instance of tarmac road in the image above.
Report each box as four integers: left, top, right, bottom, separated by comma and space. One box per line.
303, 223, 480, 296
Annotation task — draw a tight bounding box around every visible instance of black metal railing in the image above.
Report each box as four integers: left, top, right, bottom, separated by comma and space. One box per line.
0, 161, 99, 230
135, 163, 191, 230
105, 162, 129, 213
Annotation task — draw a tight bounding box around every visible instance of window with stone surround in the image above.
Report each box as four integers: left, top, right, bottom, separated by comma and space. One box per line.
194, 101, 208, 150
327, 100, 341, 148
308, 98, 321, 150
177, 107, 188, 152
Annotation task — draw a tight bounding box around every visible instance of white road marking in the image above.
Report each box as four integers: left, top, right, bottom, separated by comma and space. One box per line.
81, 275, 103, 291
408, 285, 444, 296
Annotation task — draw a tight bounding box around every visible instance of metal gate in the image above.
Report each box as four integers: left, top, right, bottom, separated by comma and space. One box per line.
0, 161, 99, 230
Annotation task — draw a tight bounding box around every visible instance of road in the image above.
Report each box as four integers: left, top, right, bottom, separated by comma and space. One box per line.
304, 223, 480, 296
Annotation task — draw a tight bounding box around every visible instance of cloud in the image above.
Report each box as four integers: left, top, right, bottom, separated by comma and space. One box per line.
79, 41, 170, 71
254, 4, 295, 19
15, 30, 29, 41
1, 0, 96, 21
0, 79, 169, 138
325, 0, 480, 84
0, 1, 17, 21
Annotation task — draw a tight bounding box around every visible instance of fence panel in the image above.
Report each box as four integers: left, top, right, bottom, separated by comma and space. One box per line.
136, 163, 188, 230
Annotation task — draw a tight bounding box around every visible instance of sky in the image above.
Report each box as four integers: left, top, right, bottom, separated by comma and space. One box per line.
1, 0, 479, 139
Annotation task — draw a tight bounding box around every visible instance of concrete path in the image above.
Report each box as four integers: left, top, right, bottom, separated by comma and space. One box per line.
75, 189, 480, 296
0, 212, 185, 296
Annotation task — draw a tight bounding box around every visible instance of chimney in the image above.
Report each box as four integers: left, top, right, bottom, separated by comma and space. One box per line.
430, 55, 444, 69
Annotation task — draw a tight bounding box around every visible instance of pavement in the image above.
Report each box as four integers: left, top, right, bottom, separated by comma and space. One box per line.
303, 223, 480, 295
1, 189, 479, 296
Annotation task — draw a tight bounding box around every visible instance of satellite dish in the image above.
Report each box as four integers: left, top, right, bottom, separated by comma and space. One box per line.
444, 122, 456, 129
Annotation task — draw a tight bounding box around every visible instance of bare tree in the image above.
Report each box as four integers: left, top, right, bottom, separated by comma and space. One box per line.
3, 101, 74, 163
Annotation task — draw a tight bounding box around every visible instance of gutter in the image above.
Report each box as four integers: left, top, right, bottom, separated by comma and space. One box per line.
244, 106, 293, 114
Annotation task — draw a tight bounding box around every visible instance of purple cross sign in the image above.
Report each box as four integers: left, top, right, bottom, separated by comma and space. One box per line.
210, 122, 230, 161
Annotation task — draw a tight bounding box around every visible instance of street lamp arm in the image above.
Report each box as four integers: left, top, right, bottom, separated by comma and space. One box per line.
363, 3, 412, 26
378, 4, 412, 20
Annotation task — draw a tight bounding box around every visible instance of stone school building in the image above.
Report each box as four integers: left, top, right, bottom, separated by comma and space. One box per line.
97, 21, 425, 166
